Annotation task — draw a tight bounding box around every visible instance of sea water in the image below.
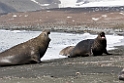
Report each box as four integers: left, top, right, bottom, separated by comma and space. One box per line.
0, 30, 123, 61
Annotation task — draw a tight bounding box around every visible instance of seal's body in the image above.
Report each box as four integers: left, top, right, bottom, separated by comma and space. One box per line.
60, 32, 111, 58
0, 30, 51, 66
69, 39, 94, 57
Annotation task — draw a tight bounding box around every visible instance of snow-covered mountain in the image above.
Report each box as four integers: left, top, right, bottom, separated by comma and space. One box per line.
59, 0, 124, 8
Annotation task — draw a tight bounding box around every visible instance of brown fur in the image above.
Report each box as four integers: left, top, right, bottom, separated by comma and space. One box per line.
0, 30, 51, 66
59, 46, 74, 56
91, 32, 111, 56
60, 32, 111, 58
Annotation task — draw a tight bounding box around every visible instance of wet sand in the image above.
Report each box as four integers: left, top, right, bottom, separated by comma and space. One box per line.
0, 46, 124, 83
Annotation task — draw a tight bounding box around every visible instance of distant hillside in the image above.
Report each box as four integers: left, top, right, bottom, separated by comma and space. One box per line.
0, 0, 60, 14
0, 7, 124, 33
0, 2, 17, 14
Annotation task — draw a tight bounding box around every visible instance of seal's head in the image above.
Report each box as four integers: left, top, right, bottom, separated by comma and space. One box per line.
42, 30, 50, 35
39, 30, 51, 42
97, 32, 106, 41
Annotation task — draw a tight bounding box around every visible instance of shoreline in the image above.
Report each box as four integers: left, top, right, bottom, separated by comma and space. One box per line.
0, 26, 124, 37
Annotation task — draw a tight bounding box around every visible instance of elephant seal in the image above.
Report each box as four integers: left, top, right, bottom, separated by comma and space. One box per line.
60, 32, 111, 58
118, 68, 124, 81
0, 30, 51, 66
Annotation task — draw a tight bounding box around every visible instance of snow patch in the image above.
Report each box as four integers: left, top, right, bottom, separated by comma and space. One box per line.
12, 15, 17, 18
120, 12, 124, 15
59, 0, 124, 8
31, 0, 50, 7
59, 0, 77, 8
41, 4, 50, 6
92, 17, 99, 21
24, 15, 28, 17
101, 14, 107, 18
67, 16, 72, 19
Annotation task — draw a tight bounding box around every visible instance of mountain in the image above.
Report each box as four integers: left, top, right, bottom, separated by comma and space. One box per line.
0, 0, 124, 14
0, 0, 124, 32
0, 0, 60, 14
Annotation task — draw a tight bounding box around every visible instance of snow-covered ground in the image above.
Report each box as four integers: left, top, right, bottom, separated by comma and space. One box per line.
30, 0, 124, 8
31, 0, 50, 7
0, 30, 123, 61
59, 0, 124, 8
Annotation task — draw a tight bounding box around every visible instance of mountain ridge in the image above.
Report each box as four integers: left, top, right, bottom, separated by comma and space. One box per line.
0, 0, 124, 14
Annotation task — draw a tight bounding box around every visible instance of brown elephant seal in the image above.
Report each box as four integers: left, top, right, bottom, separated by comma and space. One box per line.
0, 30, 51, 66
118, 68, 124, 81
60, 32, 111, 58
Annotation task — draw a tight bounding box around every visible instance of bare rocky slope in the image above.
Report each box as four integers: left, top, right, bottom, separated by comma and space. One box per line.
0, 0, 124, 34
0, 7, 124, 34
0, 0, 60, 14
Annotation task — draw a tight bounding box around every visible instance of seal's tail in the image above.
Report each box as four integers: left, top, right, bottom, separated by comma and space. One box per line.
59, 46, 74, 56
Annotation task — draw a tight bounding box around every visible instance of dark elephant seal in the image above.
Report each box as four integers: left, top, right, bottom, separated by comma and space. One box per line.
60, 32, 111, 58
0, 30, 51, 66
118, 68, 124, 81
